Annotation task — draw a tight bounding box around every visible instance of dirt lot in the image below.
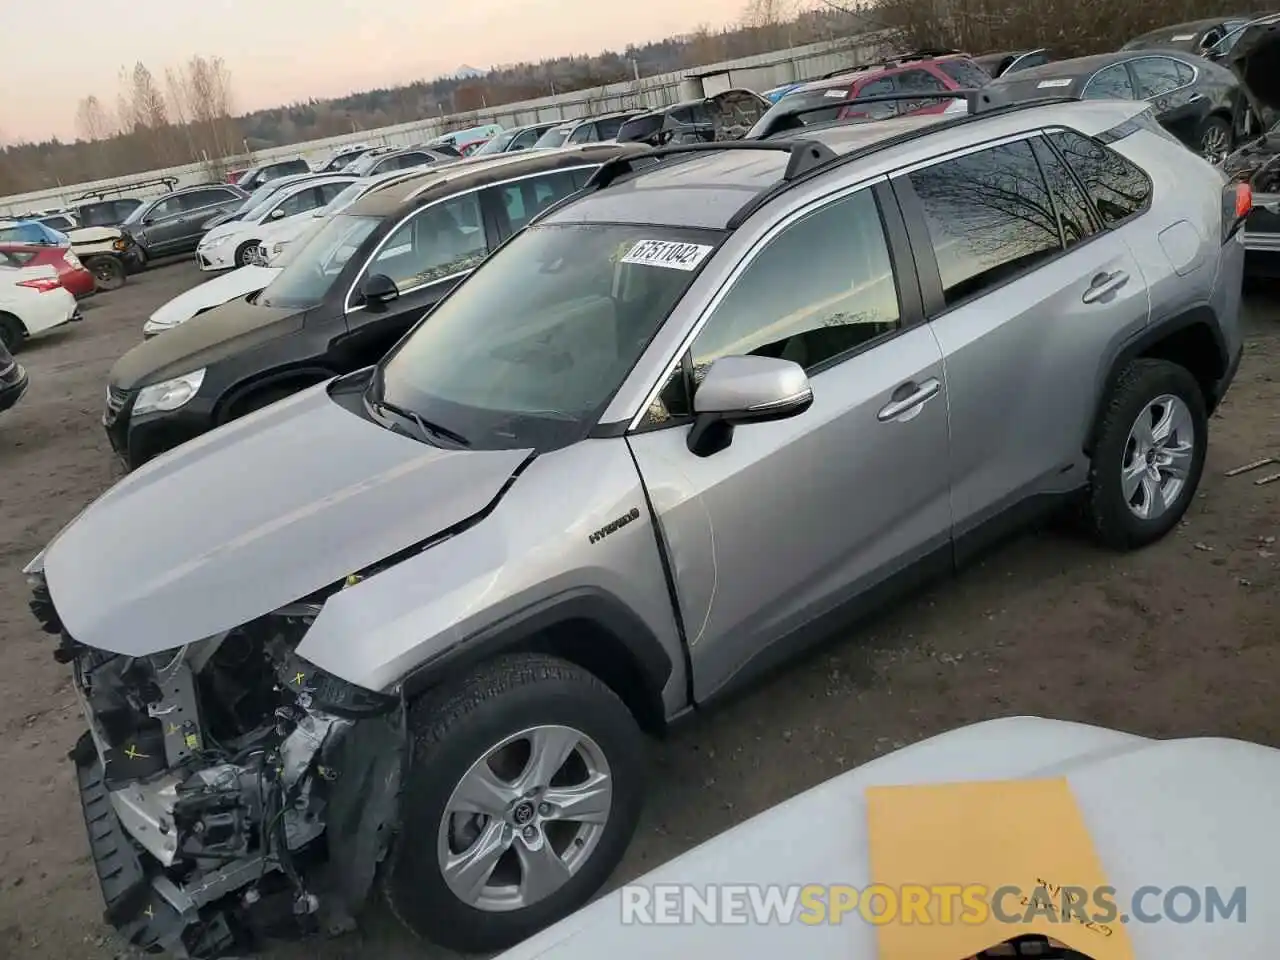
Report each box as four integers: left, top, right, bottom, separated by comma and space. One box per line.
0, 261, 1277, 960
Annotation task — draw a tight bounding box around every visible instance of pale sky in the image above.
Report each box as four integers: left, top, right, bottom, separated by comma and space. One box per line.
0, 0, 750, 142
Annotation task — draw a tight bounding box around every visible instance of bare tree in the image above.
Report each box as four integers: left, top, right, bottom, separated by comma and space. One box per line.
742, 0, 796, 49
74, 96, 115, 142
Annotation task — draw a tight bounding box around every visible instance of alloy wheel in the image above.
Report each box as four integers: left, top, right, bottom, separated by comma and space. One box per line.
436, 724, 613, 912
1201, 125, 1229, 164
1121, 394, 1195, 521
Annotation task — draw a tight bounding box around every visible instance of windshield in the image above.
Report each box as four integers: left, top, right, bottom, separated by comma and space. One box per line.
751, 85, 856, 132
472, 130, 518, 156
533, 125, 573, 149
322, 180, 371, 214
346, 152, 386, 175
617, 114, 664, 142
375, 222, 723, 450
122, 201, 150, 226
257, 214, 381, 310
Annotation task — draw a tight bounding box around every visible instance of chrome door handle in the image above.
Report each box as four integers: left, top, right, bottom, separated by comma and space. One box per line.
1082, 270, 1130, 304
877, 378, 940, 422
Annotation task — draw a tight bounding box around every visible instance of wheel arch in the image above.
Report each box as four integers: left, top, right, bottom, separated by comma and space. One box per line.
399, 587, 674, 736
215, 364, 337, 423
1085, 305, 1227, 457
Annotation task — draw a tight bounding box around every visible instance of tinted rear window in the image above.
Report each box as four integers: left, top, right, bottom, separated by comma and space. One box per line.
617, 115, 664, 141
939, 58, 994, 87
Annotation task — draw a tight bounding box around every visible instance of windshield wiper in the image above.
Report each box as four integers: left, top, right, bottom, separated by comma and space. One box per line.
369, 397, 470, 447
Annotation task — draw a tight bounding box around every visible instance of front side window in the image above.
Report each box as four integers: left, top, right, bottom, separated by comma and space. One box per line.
896, 68, 948, 112
597, 115, 634, 139
149, 195, 185, 219
690, 189, 901, 380
257, 213, 382, 310
567, 123, 597, 144
182, 188, 237, 211
1047, 129, 1152, 224
268, 187, 321, 221
1083, 63, 1136, 100
362, 192, 488, 295
1130, 57, 1188, 98
376, 222, 723, 449
534, 126, 574, 149
511, 128, 543, 150
907, 140, 1062, 307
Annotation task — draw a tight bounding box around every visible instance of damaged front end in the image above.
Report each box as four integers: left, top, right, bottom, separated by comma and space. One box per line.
29, 572, 405, 958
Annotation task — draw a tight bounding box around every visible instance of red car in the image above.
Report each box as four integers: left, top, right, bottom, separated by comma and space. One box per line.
0, 243, 96, 298
756, 51, 995, 127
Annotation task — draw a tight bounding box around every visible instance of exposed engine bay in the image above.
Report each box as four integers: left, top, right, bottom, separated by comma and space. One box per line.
30, 578, 405, 958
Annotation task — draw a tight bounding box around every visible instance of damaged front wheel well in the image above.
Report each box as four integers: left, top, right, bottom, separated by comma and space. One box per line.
402, 598, 672, 737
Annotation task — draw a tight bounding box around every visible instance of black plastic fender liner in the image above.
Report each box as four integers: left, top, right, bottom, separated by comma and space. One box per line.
397, 587, 675, 731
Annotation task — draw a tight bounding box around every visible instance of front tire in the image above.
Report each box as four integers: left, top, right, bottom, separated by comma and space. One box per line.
84, 255, 125, 292
1086, 359, 1207, 550
384, 654, 646, 953
234, 241, 259, 268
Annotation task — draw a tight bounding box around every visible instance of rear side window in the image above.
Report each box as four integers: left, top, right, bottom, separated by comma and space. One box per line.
1047, 130, 1152, 225
596, 116, 633, 139
1130, 57, 1187, 98
1031, 137, 1098, 247
906, 140, 1062, 307
568, 123, 597, 144
939, 58, 995, 87
895, 68, 947, 111
490, 171, 581, 236
848, 75, 898, 119
1008, 52, 1050, 74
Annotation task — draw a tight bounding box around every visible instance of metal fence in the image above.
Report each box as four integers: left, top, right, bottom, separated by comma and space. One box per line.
0, 31, 898, 216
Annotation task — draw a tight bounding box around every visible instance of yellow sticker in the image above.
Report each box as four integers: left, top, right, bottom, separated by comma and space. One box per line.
124, 744, 148, 760
167, 723, 181, 735
293, 672, 306, 686
866, 778, 1135, 960
184, 733, 199, 750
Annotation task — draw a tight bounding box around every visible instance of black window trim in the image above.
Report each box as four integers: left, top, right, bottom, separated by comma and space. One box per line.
1081, 61, 1138, 102
1029, 134, 1102, 247
1043, 124, 1153, 230
632, 177, 925, 435
485, 168, 585, 241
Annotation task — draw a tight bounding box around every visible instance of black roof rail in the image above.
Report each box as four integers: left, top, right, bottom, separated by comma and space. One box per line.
69, 175, 180, 203
584, 140, 839, 192
751, 87, 1072, 140
727, 92, 1079, 229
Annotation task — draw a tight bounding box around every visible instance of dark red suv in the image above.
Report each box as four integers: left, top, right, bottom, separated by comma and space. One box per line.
751, 53, 994, 131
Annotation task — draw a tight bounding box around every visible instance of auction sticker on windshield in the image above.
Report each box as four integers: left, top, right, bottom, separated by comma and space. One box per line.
620, 239, 713, 271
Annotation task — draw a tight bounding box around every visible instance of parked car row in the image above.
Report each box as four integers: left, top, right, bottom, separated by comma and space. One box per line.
26, 59, 1253, 959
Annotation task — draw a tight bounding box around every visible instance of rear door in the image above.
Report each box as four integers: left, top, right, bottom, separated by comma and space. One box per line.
176, 187, 246, 248
340, 188, 493, 368
893, 133, 1150, 551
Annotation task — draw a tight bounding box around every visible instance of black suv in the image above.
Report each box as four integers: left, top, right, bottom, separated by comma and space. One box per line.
103, 142, 649, 469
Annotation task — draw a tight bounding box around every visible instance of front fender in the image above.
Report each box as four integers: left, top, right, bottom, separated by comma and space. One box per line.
295, 438, 688, 718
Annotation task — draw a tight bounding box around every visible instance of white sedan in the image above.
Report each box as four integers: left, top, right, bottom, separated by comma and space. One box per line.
496, 716, 1273, 960
195, 174, 358, 271
0, 263, 80, 351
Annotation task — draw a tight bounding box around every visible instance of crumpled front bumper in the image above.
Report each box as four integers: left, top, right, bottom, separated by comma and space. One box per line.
73, 737, 242, 958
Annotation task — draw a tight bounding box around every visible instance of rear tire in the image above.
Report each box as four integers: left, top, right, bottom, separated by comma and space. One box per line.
1197, 115, 1232, 164
1086, 359, 1207, 550
0, 312, 23, 352
84, 256, 125, 292
383, 653, 646, 953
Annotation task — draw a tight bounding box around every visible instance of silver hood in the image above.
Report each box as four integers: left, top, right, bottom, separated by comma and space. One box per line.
41, 382, 531, 657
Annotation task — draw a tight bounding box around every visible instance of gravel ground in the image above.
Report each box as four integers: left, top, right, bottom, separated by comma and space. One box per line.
0, 261, 1277, 960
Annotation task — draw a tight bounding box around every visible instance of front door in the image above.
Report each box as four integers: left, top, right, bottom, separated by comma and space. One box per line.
627, 184, 953, 700
341, 189, 493, 368
137, 194, 189, 254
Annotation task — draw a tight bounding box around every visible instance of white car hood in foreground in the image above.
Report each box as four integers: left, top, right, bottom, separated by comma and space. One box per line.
147, 265, 280, 331
499, 717, 1275, 960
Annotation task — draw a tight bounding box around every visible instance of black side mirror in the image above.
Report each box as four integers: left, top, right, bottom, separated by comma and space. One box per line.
359, 273, 399, 308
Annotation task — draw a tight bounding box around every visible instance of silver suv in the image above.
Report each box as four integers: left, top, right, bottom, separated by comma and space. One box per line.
26, 93, 1246, 958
